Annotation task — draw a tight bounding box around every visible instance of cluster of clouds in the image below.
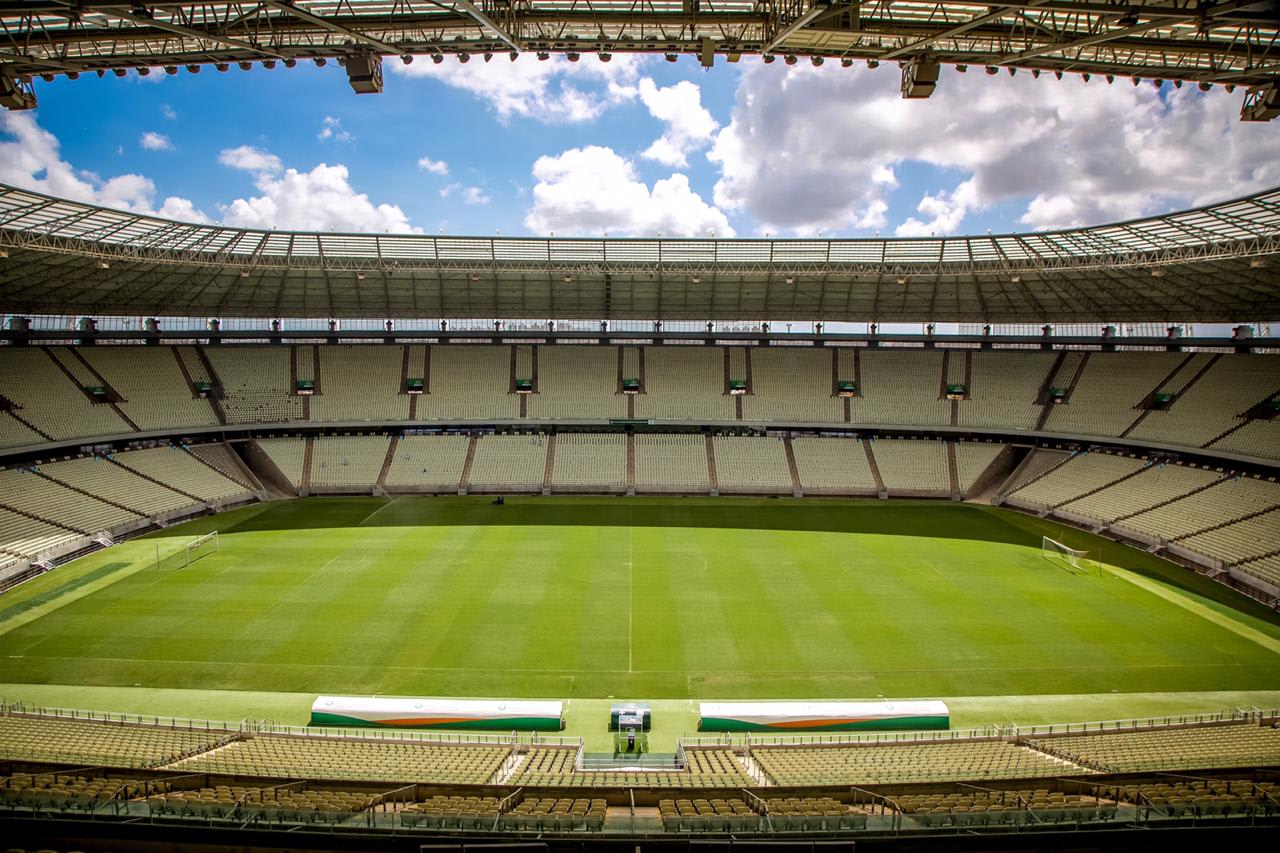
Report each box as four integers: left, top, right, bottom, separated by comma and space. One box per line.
3, 56, 1278, 240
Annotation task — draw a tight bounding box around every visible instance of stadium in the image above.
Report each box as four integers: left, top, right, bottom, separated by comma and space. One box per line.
2, 3, 1280, 851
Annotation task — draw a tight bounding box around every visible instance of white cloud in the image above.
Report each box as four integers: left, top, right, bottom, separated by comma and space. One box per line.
218, 145, 282, 174
317, 115, 352, 142
392, 53, 643, 123
418, 155, 449, 176
0, 112, 206, 222
220, 160, 419, 233
139, 131, 172, 151
439, 182, 490, 205
709, 62, 1280, 235
636, 78, 719, 167
161, 104, 177, 120
524, 145, 733, 237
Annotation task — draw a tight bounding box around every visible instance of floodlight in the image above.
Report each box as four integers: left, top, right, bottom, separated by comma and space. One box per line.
985, 66, 997, 75
137, 66, 150, 76
784, 55, 797, 65
810, 56, 823, 66
238, 61, 252, 71
345, 50, 383, 94
263, 60, 276, 69
164, 66, 177, 75
866, 59, 879, 68
314, 58, 327, 67
458, 52, 470, 63
284, 59, 296, 68
599, 52, 612, 62
665, 53, 678, 62
113, 68, 127, 77
538, 52, 550, 60
902, 58, 940, 98
841, 58, 853, 68
567, 52, 580, 61
432, 54, 444, 64
401, 54, 413, 64
763, 54, 775, 64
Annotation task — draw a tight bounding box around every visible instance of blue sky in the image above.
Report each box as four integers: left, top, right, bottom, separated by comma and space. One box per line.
2, 55, 1277, 239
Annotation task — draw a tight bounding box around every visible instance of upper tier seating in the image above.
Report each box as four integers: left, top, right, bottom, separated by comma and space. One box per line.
871, 439, 950, 495
0, 348, 133, 447
510, 747, 749, 788
1211, 418, 1280, 460
467, 434, 547, 491
1129, 355, 1279, 448
309, 345, 409, 423
0, 715, 228, 767
204, 346, 303, 424
551, 434, 626, 492
174, 735, 510, 784
1029, 723, 1280, 773
384, 434, 470, 492
854, 349, 950, 426
1042, 352, 1187, 438
753, 740, 1073, 785
78, 346, 219, 431
309, 435, 389, 488
636, 346, 736, 421
790, 436, 878, 495
420, 345, 516, 421
633, 435, 709, 493
712, 436, 792, 494
527, 345, 625, 420
744, 348, 844, 423
958, 351, 1057, 429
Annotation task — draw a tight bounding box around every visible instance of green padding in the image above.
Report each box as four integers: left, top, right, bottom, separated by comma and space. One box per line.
310, 711, 562, 731
699, 715, 949, 733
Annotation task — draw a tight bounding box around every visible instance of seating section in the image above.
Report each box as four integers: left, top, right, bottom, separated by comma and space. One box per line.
186, 442, 256, 490
0, 715, 228, 767
0, 466, 135, 534
791, 436, 877, 495
420, 345, 516, 421
1062, 462, 1222, 524
0, 348, 133, 446
1029, 723, 1280, 773
0, 506, 80, 562
175, 735, 510, 784
384, 434, 470, 492
753, 740, 1073, 785
854, 349, 950, 426
152, 783, 377, 819
954, 442, 1005, 494
1179, 509, 1280, 571
256, 437, 308, 487
466, 434, 547, 491
633, 435, 709, 492
1043, 352, 1187, 438
712, 436, 792, 494
0, 771, 158, 810
892, 788, 1109, 826
1120, 474, 1280, 543
504, 796, 607, 830
111, 446, 249, 503
309, 435, 389, 488
204, 346, 303, 424
527, 346, 625, 420
871, 439, 950, 495
1100, 778, 1279, 816
1129, 355, 1279, 449
1000, 449, 1070, 494
1007, 452, 1147, 509
39, 455, 195, 518
637, 347, 736, 421
1237, 552, 1280, 588
79, 346, 219, 431
551, 434, 626, 492
959, 352, 1057, 429
510, 747, 749, 788
309, 345, 409, 423
659, 797, 757, 831
401, 794, 501, 827
1212, 417, 1280, 460
745, 348, 844, 423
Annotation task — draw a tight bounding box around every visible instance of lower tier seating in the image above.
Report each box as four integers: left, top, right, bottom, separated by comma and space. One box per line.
1028, 722, 1280, 773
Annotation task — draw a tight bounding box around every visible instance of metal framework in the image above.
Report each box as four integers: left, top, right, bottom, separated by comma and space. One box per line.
1, 1, 1278, 104
0, 182, 1277, 321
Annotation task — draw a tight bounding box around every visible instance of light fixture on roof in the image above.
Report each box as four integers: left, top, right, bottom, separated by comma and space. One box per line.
599, 52, 612, 62
137, 66, 150, 76
356, 272, 366, 281
1150, 268, 1165, 277
113, 68, 127, 77
470, 273, 480, 281
262, 59, 276, 69
567, 52, 580, 62
691, 275, 701, 284
313, 58, 326, 67
866, 59, 878, 68
163, 66, 177, 75
1251, 257, 1267, 268
483, 52, 493, 63
0, 249, 9, 258
538, 52, 550, 60
784, 55, 797, 65
401, 54, 413, 65
432, 53, 444, 64
1199, 81, 1212, 91
665, 53, 679, 62
1010, 274, 1021, 283
956, 64, 968, 73
215, 63, 229, 72
762, 54, 775, 64
97, 261, 110, 269
239, 269, 250, 278
784, 275, 795, 285
284, 58, 296, 68
238, 61, 252, 71
896, 276, 907, 285
985, 66, 998, 76
509, 51, 519, 61
810, 56, 823, 67
841, 58, 853, 68
67, 71, 80, 79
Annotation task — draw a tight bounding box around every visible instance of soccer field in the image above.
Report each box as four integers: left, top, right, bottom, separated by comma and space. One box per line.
1, 496, 1278, 710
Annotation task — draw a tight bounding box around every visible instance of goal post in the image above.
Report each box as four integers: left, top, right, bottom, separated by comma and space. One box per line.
155, 531, 219, 570
1042, 536, 1090, 574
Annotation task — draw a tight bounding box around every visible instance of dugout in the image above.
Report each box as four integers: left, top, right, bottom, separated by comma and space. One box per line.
699, 700, 949, 732
310, 695, 565, 731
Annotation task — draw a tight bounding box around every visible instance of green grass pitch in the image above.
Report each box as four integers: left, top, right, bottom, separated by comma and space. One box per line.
0, 496, 1278, 711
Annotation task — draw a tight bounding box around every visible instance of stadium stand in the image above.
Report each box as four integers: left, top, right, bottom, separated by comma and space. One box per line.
1005, 452, 1148, 509
890, 788, 1108, 826
1058, 461, 1223, 524
204, 346, 303, 424
1128, 355, 1279, 451
510, 747, 749, 788
309, 345, 409, 423
1041, 352, 1188, 438
953, 442, 1006, 495
0, 506, 79, 563
1179, 509, 1280, 572
854, 349, 951, 426
745, 348, 844, 424
384, 434, 470, 492
78, 346, 220, 431
636, 346, 736, 421
174, 735, 511, 784
527, 345, 626, 420
550, 433, 627, 493
152, 783, 378, 820
1100, 778, 1280, 817
1211, 417, 1280, 460
712, 436, 793, 494
420, 346, 516, 421
633, 435, 710, 493
38, 455, 193, 518
764, 796, 868, 831
0, 771, 160, 811
659, 797, 758, 831
958, 351, 1057, 429
186, 442, 259, 490
1119, 474, 1280, 544
0, 715, 230, 767
0, 348, 133, 446
309, 435, 390, 490
790, 436, 878, 496
0, 465, 138, 534
466, 434, 548, 492
1028, 722, 1280, 773
870, 439, 951, 496
752, 740, 1076, 785
109, 445, 249, 504
255, 437, 308, 488
504, 796, 608, 831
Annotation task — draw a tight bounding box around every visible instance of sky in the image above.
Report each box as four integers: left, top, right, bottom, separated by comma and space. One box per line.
1, 55, 1279, 240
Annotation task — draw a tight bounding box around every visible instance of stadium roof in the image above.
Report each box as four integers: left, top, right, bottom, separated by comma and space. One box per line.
1, 1, 1278, 104
0, 181, 1278, 322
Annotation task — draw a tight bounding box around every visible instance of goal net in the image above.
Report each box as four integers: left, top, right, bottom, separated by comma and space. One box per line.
155, 531, 219, 570
1042, 536, 1089, 574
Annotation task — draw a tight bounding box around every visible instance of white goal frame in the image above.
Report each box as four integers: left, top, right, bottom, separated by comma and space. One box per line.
1042, 536, 1090, 574
184, 531, 219, 566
